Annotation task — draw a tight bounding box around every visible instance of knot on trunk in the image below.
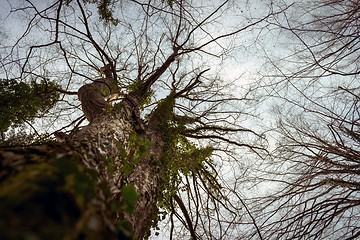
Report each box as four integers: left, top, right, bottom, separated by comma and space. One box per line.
78, 84, 109, 122
77, 65, 119, 122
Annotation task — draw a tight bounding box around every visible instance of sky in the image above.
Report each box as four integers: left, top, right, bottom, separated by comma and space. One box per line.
1, 0, 359, 239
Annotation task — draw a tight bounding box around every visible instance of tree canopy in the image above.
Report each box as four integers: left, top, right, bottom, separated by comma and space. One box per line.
0, 0, 359, 239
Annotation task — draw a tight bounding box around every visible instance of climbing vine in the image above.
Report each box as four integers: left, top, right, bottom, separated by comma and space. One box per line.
144, 95, 221, 234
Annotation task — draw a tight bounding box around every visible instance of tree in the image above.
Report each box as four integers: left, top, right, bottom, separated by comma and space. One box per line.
0, 1, 273, 239
0, 79, 59, 142
246, 0, 360, 239
250, 88, 360, 239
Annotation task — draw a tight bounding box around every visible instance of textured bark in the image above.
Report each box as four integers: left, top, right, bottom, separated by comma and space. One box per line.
0, 143, 116, 239
77, 65, 118, 122
77, 84, 109, 122
73, 66, 166, 238
0, 67, 167, 239
68, 111, 165, 239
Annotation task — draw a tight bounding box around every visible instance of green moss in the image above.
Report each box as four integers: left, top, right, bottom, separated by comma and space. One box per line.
82, 0, 119, 25
0, 148, 119, 239
128, 80, 154, 110
145, 96, 220, 230
121, 184, 138, 214
116, 132, 151, 180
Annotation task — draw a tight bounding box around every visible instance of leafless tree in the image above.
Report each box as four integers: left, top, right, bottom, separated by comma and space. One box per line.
0, 0, 275, 239
246, 0, 360, 239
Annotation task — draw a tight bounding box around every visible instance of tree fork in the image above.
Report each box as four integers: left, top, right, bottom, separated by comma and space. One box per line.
0, 63, 169, 239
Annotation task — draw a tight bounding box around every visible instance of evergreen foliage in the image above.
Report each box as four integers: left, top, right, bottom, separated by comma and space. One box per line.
0, 79, 60, 136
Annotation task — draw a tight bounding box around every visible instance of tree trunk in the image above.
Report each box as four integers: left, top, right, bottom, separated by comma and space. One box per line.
0, 76, 167, 239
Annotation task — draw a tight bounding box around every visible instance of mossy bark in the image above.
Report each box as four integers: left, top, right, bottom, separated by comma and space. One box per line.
0, 71, 167, 239
0, 143, 118, 239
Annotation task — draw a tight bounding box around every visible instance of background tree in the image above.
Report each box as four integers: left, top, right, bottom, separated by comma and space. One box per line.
0, 0, 273, 239
0, 79, 59, 143
245, 0, 360, 239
